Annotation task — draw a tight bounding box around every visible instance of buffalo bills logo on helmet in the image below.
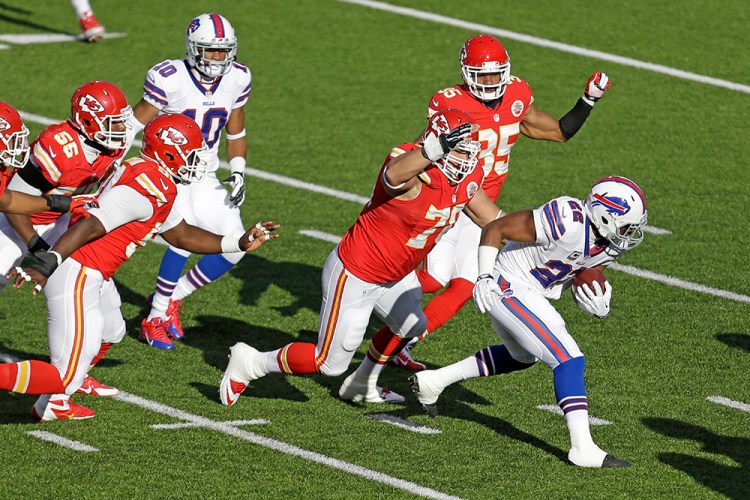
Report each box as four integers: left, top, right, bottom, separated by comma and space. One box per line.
591, 193, 631, 216
0, 117, 9, 132
159, 127, 188, 146
188, 18, 201, 34
78, 94, 104, 113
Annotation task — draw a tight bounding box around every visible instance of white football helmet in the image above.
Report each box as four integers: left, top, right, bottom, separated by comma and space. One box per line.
185, 13, 237, 78
584, 176, 648, 250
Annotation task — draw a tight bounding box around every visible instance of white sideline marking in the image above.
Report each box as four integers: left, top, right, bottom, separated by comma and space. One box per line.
609, 263, 750, 305
0, 33, 127, 44
17, 111, 669, 236
367, 413, 442, 434
338, 0, 750, 95
152, 419, 269, 429
26, 430, 99, 452
300, 229, 750, 305
116, 392, 460, 500
706, 396, 750, 414
642, 226, 671, 235
0, 44, 9, 50
536, 405, 612, 426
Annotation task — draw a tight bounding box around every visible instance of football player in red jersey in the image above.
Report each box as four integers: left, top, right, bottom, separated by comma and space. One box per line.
0, 101, 91, 215
392, 34, 613, 370
0, 114, 279, 421
218, 109, 501, 406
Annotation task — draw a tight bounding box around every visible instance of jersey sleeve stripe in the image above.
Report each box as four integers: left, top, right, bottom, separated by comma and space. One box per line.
143, 90, 168, 107
144, 81, 167, 97
33, 146, 62, 182
542, 204, 560, 240
234, 92, 251, 104
135, 173, 168, 206
241, 81, 252, 93
549, 200, 566, 237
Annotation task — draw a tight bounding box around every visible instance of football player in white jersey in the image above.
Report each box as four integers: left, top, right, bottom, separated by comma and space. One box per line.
410, 176, 648, 468
128, 13, 254, 350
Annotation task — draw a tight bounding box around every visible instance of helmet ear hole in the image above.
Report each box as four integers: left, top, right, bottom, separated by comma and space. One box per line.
164, 152, 175, 161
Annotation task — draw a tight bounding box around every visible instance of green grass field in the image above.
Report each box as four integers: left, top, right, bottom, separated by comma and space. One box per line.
1, 1, 748, 498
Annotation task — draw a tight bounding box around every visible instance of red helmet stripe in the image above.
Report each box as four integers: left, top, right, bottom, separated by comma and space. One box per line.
593, 176, 647, 210
210, 14, 224, 38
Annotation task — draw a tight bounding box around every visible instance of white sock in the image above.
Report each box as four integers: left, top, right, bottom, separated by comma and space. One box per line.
172, 275, 198, 301
70, 0, 93, 18
565, 410, 606, 467
429, 354, 482, 392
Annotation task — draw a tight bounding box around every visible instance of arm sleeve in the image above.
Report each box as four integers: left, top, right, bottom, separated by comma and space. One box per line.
86, 185, 153, 233
232, 63, 253, 109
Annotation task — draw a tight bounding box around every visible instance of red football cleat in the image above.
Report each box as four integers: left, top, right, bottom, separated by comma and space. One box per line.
139, 317, 174, 350
166, 299, 185, 340
79, 11, 105, 42
32, 396, 95, 421
76, 376, 119, 397
389, 345, 426, 371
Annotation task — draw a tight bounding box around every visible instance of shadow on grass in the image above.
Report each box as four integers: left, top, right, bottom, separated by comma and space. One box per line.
716, 332, 750, 353
643, 417, 750, 498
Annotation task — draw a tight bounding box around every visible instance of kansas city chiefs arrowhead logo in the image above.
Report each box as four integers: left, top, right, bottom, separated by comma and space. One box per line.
78, 94, 105, 113
159, 127, 188, 146
430, 114, 450, 135
0, 117, 10, 132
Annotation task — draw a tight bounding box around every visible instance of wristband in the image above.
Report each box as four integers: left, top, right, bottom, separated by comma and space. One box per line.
220, 236, 242, 253
228, 156, 246, 175
478, 245, 499, 276
225, 129, 247, 141
43, 194, 71, 213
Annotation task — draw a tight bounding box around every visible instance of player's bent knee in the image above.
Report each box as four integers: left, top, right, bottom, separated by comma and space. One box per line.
319, 362, 348, 377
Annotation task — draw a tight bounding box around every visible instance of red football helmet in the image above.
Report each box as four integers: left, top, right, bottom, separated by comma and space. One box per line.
460, 35, 511, 101
140, 113, 208, 184
0, 101, 30, 171
70, 80, 132, 150
424, 109, 481, 183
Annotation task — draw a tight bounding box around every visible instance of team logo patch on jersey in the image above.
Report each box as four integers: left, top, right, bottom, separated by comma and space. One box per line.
0, 117, 9, 132
511, 100, 525, 117
493, 113, 500, 123
79, 94, 104, 113
592, 194, 631, 216
159, 127, 188, 146
466, 181, 479, 199
188, 18, 201, 34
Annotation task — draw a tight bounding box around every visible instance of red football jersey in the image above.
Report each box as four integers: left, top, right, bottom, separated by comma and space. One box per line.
338, 143, 485, 283
28, 121, 124, 225
70, 157, 177, 280
427, 77, 534, 201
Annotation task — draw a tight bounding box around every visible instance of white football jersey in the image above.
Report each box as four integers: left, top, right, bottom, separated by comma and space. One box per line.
495, 195, 624, 300
141, 58, 252, 173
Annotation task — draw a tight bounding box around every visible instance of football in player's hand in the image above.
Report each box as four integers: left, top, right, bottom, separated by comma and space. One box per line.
572, 267, 607, 293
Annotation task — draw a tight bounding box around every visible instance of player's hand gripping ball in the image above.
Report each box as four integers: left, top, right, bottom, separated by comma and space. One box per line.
572, 268, 611, 319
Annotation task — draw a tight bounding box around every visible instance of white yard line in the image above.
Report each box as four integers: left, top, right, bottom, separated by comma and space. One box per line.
300, 229, 750, 305
706, 396, 750, 414
338, 0, 750, 95
26, 430, 99, 452
151, 419, 270, 430
366, 413, 442, 434
536, 404, 612, 426
116, 392, 461, 500
0, 33, 126, 45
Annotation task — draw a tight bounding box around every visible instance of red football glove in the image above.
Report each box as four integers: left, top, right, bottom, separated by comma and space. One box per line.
583, 72, 611, 103
69, 195, 99, 219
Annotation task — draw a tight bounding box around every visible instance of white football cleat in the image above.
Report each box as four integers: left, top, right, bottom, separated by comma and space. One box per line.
408, 370, 444, 417
219, 343, 266, 406
338, 372, 404, 404
568, 445, 630, 468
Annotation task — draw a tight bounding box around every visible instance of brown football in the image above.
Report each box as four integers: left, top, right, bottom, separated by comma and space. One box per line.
572, 267, 607, 292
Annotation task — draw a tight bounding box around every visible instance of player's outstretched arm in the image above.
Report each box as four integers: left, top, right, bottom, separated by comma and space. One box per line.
161, 220, 280, 254
520, 72, 611, 142
463, 188, 502, 228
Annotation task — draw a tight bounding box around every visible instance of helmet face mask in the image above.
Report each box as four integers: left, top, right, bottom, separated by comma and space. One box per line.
185, 13, 237, 78
70, 81, 132, 151
141, 114, 208, 185
460, 35, 511, 101
0, 102, 30, 171
584, 176, 648, 250
426, 109, 481, 184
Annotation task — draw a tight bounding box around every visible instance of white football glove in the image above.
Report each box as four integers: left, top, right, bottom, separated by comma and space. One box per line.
574, 280, 611, 319
421, 122, 472, 162
473, 274, 500, 314
223, 172, 246, 207
583, 72, 611, 104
